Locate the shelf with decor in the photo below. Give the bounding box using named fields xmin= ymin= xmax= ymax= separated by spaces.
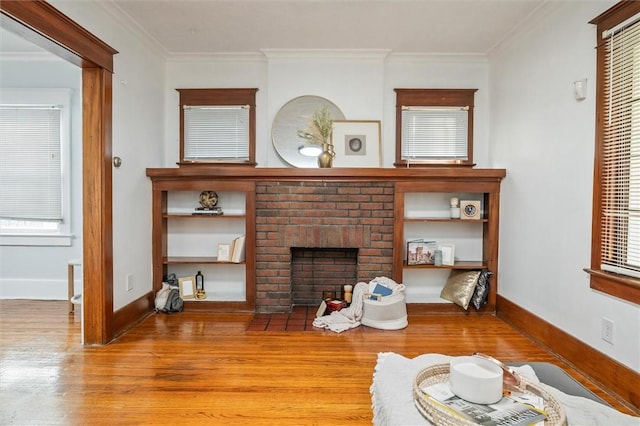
xmin=147 ymin=174 xmax=255 ymax=312
xmin=393 ymin=178 xmax=504 ymax=313
xmin=403 ymin=260 xmax=487 ymax=269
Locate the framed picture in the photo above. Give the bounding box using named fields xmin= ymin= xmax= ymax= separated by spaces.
xmin=407 ymin=239 xmax=437 ymax=265
xmin=178 ymin=276 xmax=196 ymax=299
xmin=217 ymin=243 xmax=231 ymax=262
xmin=331 ymin=120 xmax=381 ymax=167
xmin=439 ymin=244 xmax=456 ymax=266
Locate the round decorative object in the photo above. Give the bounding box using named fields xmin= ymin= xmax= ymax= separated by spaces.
xmin=199 ymin=191 xmax=218 ymax=209
xmin=271 ymin=95 xmax=345 ymax=168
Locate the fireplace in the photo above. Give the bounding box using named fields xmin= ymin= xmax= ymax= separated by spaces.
xmin=255 ymin=181 xmax=395 ymax=313
xmin=291 ymin=247 xmax=358 ymax=305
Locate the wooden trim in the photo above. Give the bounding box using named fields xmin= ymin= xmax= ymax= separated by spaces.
xmin=82 ymin=68 xmax=114 ymax=344
xmin=1 ymin=1 xmax=118 ymax=344
xmin=177 ymin=88 xmax=258 ymax=166
xmin=585 ymin=268 xmax=640 ymax=305
xmin=0 ymin=0 xmax=117 ymax=71
xmin=394 ymin=88 xmax=477 ymax=167
xmin=497 ymin=294 xmax=640 ymax=410
xmin=113 ymin=292 xmax=155 ymax=338
xmin=147 ymin=166 xmax=506 ymax=182
xmin=589 ymin=1 xmax=640 ymax=307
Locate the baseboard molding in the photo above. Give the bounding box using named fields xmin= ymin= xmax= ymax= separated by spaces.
xmin=0 ymin=278 xmax=71 ymax=299
xmin=496 ymin=294 xmax=640 ymax=410
xmin=113 ymin=291 xmax=154 ymax=340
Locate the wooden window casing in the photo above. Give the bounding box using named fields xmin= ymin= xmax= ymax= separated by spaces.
xmin=587 ymin=1 xmax=640 ymax=305
xmin=394 ymin=88 xmax=477 ymax=167
xmin=177 ymin=88 xmax=257 ymax=166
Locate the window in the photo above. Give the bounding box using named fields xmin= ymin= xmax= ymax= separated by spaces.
xmin=0 ymin=88 xmax=72 ymax=246
xmin=177 ymin=88 xmax=257 ymax=166
xmin=395 ymin=89 xmax=477 ymax=167
xmin=588 ymin=1 xmax=640 ymax=304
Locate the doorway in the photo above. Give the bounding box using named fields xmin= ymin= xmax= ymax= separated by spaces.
xmin=0 ymin=1 xmax=116 ymax=345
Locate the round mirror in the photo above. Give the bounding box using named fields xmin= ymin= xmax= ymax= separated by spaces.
xmin=272 ymin=95 xmax=345 ymax=168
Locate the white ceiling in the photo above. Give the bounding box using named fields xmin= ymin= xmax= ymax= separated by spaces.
xmin=0 ymin=0 xmax=549 ymax=56
xmin=107 ymin=0 xmax=548 ymax=56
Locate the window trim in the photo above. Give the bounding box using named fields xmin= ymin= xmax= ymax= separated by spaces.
xmin=177 ymin=88 xmax=257 ymax=166
xmin=394 ymin=88 xmax=477 ymax=167
xmin=587 ymin=1 xmax=640 ymax=305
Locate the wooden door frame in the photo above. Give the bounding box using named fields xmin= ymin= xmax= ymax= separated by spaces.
xmin=1 ymin=1 xmax=117 ymax=344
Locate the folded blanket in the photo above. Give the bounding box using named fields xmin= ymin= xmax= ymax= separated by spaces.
xmin=370 ymin=352 xmax=640 ymax=426
xmin=312 ymin=282 xmax=369 ymax=332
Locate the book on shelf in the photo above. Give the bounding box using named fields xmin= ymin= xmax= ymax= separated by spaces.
xmin=230 ymin=234 xmax=246 ymax=263
xmin=406 ymin=239 xmax=437 ymax=265
xmin=192 ymin=207 xmax=223 ymax=215
xmin=418 ymin=382 xmax=547 ymax=426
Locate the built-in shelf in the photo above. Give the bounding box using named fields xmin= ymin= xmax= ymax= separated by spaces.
xmin=146 ymin=176 xmax=256 ymax=312
xmin=163 ymin=214 xmax=246 ymax=219
xmin=404 ymin=218 xmax=489 ymax=223
xmin=403 ymin=261 xmax=486 ymax=269
xmin=163 ymin=256 xmax=246 ymax=265
xmin=147 ymin=167 xmax=504 ymax=314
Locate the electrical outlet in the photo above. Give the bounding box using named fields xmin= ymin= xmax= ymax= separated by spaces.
xmin=126 ymin=273 xmax=134 ymax=292
xmin=602 ymin=317 xmax=614 ymax=344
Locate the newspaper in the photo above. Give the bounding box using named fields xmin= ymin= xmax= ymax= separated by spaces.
xmin=419 ymin=382 xmax=547 ymax=426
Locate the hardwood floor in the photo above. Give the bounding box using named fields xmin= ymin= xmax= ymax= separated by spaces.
xmin=0 ymin=300 xmax=636 ymax=425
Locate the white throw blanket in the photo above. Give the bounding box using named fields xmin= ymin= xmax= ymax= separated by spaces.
xmin=370 ymin=352 xmax=640 ymax=426
xmin=312 ymin=282 xmax=369 ymax=332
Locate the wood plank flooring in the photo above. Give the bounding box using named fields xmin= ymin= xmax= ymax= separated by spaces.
xmin=0 ymin=300 xmax=636 ymax=425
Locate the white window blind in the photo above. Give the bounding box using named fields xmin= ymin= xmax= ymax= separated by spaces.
xmin=0 ymin=105 xmax=63 ymax=221
xmin=183 ymin=105 xmax=250 ymax=161
xmin=600 ymin=15 xmax=640 ymax=279
xmin=401 ymin=106 xmax=468 ymax=162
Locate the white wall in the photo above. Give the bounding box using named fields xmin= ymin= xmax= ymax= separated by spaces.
xmin=165 ymin=51 xmax=492 ymax=168
xmin=0 ymin=56 xmax=83 ymax=299
xmin=490 ymin=1 xmax=640 ymax=372
xmin=48 ymin=0 xmax=166 ymax=310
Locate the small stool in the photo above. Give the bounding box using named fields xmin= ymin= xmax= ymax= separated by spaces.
xmin=68 ymin=259 xmax=82 ymax=314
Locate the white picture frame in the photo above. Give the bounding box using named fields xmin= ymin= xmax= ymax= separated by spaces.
xmin=178 ymin=276 xmax=196 ymax=299
xmin=331 ymin=120 xmax=381 ymax=167
xmin=439 ymin=243 xmax=456 ymax=266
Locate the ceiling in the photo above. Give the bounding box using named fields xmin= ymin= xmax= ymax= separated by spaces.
xmin=0 ymin=0 xmax=549 ymax=56
xmin=106 ymin=0 xmax=548 ymax=56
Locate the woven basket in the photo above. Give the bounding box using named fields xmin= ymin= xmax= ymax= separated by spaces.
xmin=413 ymin=363 xmax=567 ymax=426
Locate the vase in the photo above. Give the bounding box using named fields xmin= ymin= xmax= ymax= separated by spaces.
xmin=317 ymin=143 xmax=335 ymax=168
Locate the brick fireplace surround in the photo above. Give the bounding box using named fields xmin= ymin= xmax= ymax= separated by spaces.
xmin=255 ymin=181 xmax=394 ymax=312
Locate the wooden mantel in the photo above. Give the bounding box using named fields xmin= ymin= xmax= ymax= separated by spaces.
xmin=146 ymin=166 xmax=507 ymax=182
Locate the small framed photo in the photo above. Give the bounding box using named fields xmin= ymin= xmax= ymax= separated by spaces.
xmin=178 ymin=276 xmax=196 ymax=299
xmin=407 ymin=239 xmax=437 ymax=265
xmin=439 ymin=244 xmax=456 ymax=266
xmin=217 ymin=243 xmax=231 ymax=262
xmin=331 ymin=120 xmax=381 ymax=167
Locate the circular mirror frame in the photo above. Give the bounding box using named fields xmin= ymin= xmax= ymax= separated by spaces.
xmin=271 ymin=95 xmax=345 ymax=168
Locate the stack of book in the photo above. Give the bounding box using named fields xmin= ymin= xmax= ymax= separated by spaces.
xmin=193 ymin=206 xmax=223 ymax=215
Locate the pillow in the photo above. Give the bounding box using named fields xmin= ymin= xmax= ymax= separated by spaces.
xmin=440 ymin=270 xmax=481 ymax=310
xmin=470 ymin=270 xmax=492 ymax=310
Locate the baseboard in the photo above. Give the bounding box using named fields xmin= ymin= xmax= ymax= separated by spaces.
xmin=0 ymin=278 xmax=71 ymax=299
xmin=113 ymin=291 xmax=155 ymax=340
xmin=496 ymin=294 xmax=640 ymax=411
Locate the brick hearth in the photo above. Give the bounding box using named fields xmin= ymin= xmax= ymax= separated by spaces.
xmin=255 ymin=181 xmax=394 ymax=313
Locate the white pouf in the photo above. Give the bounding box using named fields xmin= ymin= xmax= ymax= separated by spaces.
xmin=361 ymin=292 xmax=408 ymax=330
